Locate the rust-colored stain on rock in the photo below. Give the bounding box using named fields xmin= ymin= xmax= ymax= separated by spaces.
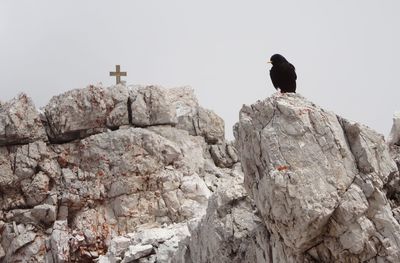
xmin=276 ymin=165 xmax=289 ymax=171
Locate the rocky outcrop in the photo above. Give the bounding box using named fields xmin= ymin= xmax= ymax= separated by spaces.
xmin=388 ymin=112 xmax=400 ymax=146
xmin=43 ymin=84 xmax=130 ymax=143
xmin=41 ymin=84 xmax=224 ymax=145
xmin=172 ymin=168 xmax=270 ymax=263
xmin=0 ymin=84 xmax=238 ymax=262
xmin=236 ymin=93 xmax=400 ymax=262
xmin=2 ymin=85 xmax=400 ymax=263
xmin=0 ymin=93 xmax=47 ymax=146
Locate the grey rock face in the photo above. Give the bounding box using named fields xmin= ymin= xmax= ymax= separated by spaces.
xmin=130 ymin=85 xmax=225 ymax=144
xmin=49 ymin=220 xmax=70 ymax=263
xmin=99 ymin=222 xmax=191 ymax=263
xmin=173 ymin=172 xmax=270 ymax=263
xmin=0 ymin=84 xmax=233 ymax=262
xmin=129 ymin=86 xmax=178 ymax=126
xmin=388 ymin=112 xmax=400 ymax=146
xmin=209 ymin=142 xmax=239 ymax=168
xmin=236 ymin=93 xmax=400 ymax=262
xmin=177 ymin=106 xmax=225 ymax=144
xmin=2 ymin=85 xmax=399 ymax=263
xmin=44 ymin=84 xmax=129 ymax=142
xmin=0 ymin=93 xmax=47 ymax=146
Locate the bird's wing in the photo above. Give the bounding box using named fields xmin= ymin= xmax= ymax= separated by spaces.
xmin=289 ymin=63 xmax=297 ymax=80
xmin=269 ymin=69 xmax=279 ymax=89
xmin=281 ymin=63 xmax=297 ymax=81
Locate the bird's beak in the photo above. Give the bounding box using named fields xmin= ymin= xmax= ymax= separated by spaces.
xmin=267 ymin=61 xmax=272 ymax=64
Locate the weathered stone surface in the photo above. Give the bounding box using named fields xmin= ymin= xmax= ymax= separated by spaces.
xmin=237 ymin=94 xmax=357 ymax=250
xmin=0 ymin=245 xmax=5 ymax=260
xmin=129 ymin=85 xmax=225 ymax=144
xmin=108 ymin=236 xmax=131 ymax=257
xmin=0 ymin=93 xmax=47 ymax=146
xmin=388 ymin=146 xmax=400 ymax=205
xmin=388 ymin=113 xmax=400 ymax=206
xmin=209 ymin=142 xmax=239 ymax=168
xmin=121 ymin=244 xmax=154 ymax=262
xmin=0 ymin=140 xmax=53 ymax=211
xmin=176 ymin=106 xmax=224 ymax=144
xmin=173 ymin=176 xmax=270 ymax=263
xmin=3 ymin=85 xmax=399 ymax=263
xmin=388 ymin=112 xmax=400 ymax=146
xmin=101 ymin=222 xmax=190 ymax=263
xmin=44 ymin=84 xmax=129 ymax=142
xmin=0 ymin=223 xmax=46 ymax=262
xmin=0 ymin=146 xmax=16 ymax=188
xmin=49 ymin=220 xmax=70 ymax=263
xmin=31 ymin=204 xmax=57 ymax=224
xmin=195 ymin=107 xmax=225 ymax=144
xmin=236 ymin=93 xmax=400 ymax=261
xmin=0 ymin=85 xmax=232 ymax=262
xmin=42 ymin=125 xmax=214 ymax=259
xmin=129 ymin=85 xmax=177 ymax=126
xmin=21 ymin=171 xmax=50 ymax=206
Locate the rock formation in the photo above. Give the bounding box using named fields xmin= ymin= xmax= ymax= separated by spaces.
xmin=0 ymin=84 xmax=237 ymax=262
xmin=1 ymin=85 xmax=400 ymax=263
xmin=235 ymin=93 xmax=400 ymax=262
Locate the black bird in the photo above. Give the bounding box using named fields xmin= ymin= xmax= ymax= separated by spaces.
xmin=268 ymin=54 xmax=297 ymax=93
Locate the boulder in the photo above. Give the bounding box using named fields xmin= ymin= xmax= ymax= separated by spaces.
xmin=388 ymin=112 xmax=400 ymax=146
xmin=236 ymin=93 xmax=400 ymax=261
xmin=0 ymin=93 xmax=47 ymax=146
xmin=173 ymin=178 xmax=270 ymax=263
xmin=121 ymin=244 xmax=154 ymax=263
xmin=209 ymin=142 xmax=239 ymax=168
xmin=130 ymin=86 xmax=225 ymax=144
xmin=44 ymin=84 xmax=129 ymax=142
xmin=129 ymin=85 xmax=177 ymax=126
xmin=49 ymin=220 xmax=70 ymax=263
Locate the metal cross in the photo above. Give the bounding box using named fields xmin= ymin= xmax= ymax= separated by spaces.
xmin=110 ymin=65 xmax=127 ymax=84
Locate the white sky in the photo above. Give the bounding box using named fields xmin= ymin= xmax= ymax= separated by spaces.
xmin=1 ymin=1 xmax=399 ymax=140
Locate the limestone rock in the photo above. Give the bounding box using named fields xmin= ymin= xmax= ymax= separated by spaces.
xmin=176 ymin=106 xmax=224 ymax=144
xmin=129 ymin=85 xmax=177 ymax=126
xmin=129 ymin=85 xmax=225 ymax=144
xmin=388 ymin=112 xmax=400 ymax=146
xmin=0 ymin=223 xmax=46 ymax=262
xmin=237 ymin=94 xmax=357 ymax=250
xmin=209 ymin=142 xmax=239 ymax=168
xmin=388 ymin=147 xmax=400 ymax=205
xmin=121 ymin=244 xmax=154 ymax=262
xmin=47 ymin=126 xmax=214 ymax=258
xmin=0 ymin=146 xmax=16 ymax=189
xmin=0 ymin=93 xmax=47 ymax=146
xmin=108 ymin=236 xmax=131 ymax=257
xmin=0 ymin=84 xmax=232 ymax=262
xmin=388 ymin=112 xmax=400 ymax=205
xmin=0 ymin=140 xmax=52 ymax=211
xmin=49 ymin=220 xmax=70 ymax=263
xmin=44 ymin=84 xmax=129 ymax=142
xmin=0 ymin=245 xmax=4 ymax=260
xmin=21 ymin=171 xmax=50 ymax=206
xmin=4 ymin=84 xmax=399 ymax=263
xmin=173 ymin=179 xmax=269 ymax=263
xmin=236 ymin=93 xmax=400 ymax=261
xmin=31 ymin=204 xmax=57 ymax=224
xmin=102 ymin=223 xmax=190 ymax=263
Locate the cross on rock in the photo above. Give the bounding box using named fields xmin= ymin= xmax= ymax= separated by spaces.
xmin=110 ymin=65 xmax=127 ymax=84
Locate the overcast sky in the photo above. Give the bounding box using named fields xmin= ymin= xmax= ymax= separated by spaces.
xmin=1 ymin=1 xmax=399 ymax=139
